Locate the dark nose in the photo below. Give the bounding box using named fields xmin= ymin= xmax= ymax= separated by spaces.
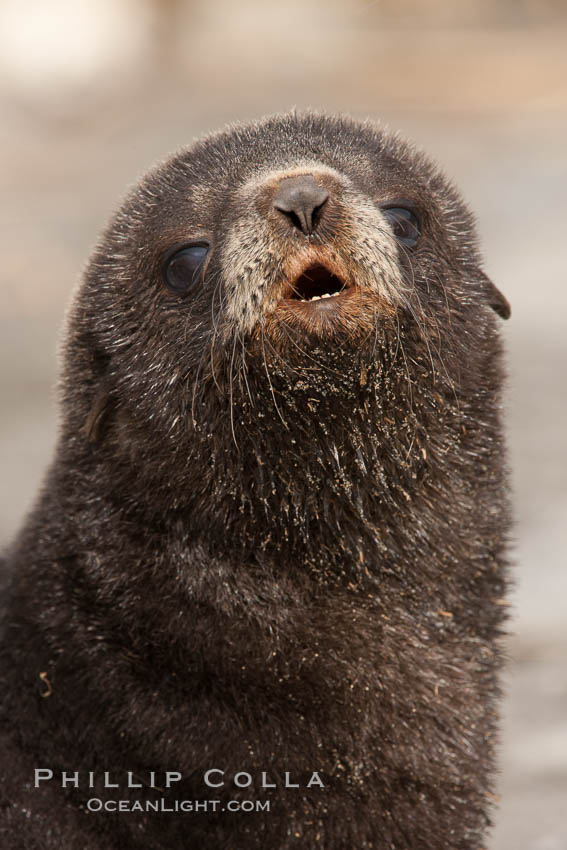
xmin=273 ymin=175 xmax=329 ymax=235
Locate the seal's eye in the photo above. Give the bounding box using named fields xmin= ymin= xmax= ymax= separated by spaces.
xmin=164 ymin=243 xmax=209 ymax=294
xmin=382 ymin=207 xmax=420 ymax=248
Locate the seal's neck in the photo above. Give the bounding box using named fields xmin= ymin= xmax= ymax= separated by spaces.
xmin=79 ymin=339 xmax=467 ymax=582
xmin=55 ymin=315 xmax=496 ymax=589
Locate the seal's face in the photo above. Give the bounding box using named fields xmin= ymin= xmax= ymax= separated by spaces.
xmin=105 ymin=114 xmax=507 ymax=360
xmin=77 ymin=113 xmax=508 ymax=368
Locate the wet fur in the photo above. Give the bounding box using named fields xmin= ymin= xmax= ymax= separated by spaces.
xmin=0 ymin=112 xmax=510 ymax=849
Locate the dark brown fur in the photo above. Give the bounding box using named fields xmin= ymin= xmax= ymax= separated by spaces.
xmin=0 ymin=112 xmax=511 ymax=849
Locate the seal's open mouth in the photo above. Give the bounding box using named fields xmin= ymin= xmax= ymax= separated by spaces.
xmin=265 ymin=253 xmax=376 ymax=340
xmin=289 ymin=264 xmax=347 ymax=302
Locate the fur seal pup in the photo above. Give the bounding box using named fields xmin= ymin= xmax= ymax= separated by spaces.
xmin=0 ymin=112 xmax=511 ymax=849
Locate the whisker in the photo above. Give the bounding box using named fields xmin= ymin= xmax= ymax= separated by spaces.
xmin=228 ymin=330 xmax=239 ymax=448
xmin=208 ymin=273 xmax=227 ymax=396
xmin=239 ymin=332 xmax=254 ymax=408
xmin=259 ymin=320 xmax=288 ymax=429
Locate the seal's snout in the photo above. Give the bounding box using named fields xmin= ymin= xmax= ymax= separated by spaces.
xmin=225 ymin=163 xmax=407 ymax=338
xmin=273 ymin=174 xmax=329 ymax=235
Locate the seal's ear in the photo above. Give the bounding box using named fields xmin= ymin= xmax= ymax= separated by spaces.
xmin=83 ymin=343 xmax=114 ymax=443
xmin=84 ymin=385 xmax=112 ymax=443
xmin=477 ymin=269 xmax=511 ymax=319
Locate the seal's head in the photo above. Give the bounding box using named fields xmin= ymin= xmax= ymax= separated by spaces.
xmin=62 ymin=112 xmax=509 ymax=568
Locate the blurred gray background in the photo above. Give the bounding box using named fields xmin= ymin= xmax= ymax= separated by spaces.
xmin=1 ymin=1 xmax=566 ymax=847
